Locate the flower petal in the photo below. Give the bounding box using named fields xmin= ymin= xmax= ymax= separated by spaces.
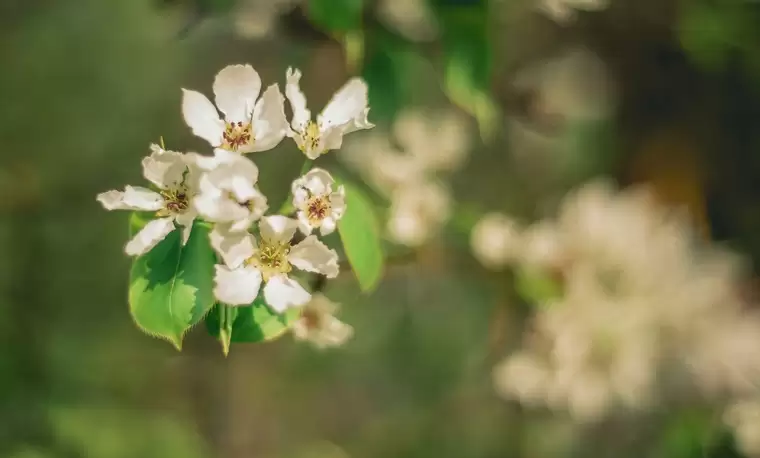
xmin=210 ymin=225 xmax=257 ymax=269
xmin=249 ymin=83 xmax=288 ymax=152
xmin=174 ymin=210 xmax=197 ymax=245
xmin=214 ymin=264 xmax=262 ymax=306
xmin=259 ymin=215 xmax=298 ymax=244
xmin=263 ymin=275 xmax=311 ymax=313
xmin=142 ymin=144 xmax=188 ymax=190
xmin=213 ymin=64 xmax=262 ymax=123
xmin=97 ymin=186 xmax=164 ymax=211
xmin=182 ymin=89 xmax=225 ymax=147
xmin=319 ymin=217 xmax=337 ymax=236
xmin=318 ymin=78 xmax=372 ymax=132
xmin=285 ymin=67 xmax=311 ymax=131
xmin=292 ymin=168 xmax=333 ymax=196
xmin=124 ymin=217 xmax=175 ymax=256
xmin=289 ymin=235 xmax=339 ymax=278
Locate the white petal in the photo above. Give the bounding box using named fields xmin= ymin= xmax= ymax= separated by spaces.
xmin=97 ymin=186 xmax=164 ymax=211
xmin=296 ymin=212 xmax=314 ymax=235
xmin=331 ymin=185 xmax=346 ymax=217
xmin=124 ymin=217 xmax=175 ymax=256
xmin=297 ymin=168 xmax=333 ymax=195
xmin=210 ymin=225 xmax=257 ymax=269
xmin=245 ymin=83 xmax=288 ymax=153
xmin=288 ymin=235 xmax=340 ymax=278
xmin=318 ymin=78 xmax=370 ymax=130
xmin=285 ymin=67 xmax=311 ymax=130
xmin=181 ymin=89 xmax=225 ymax=147
xmin=259 ymin=215 xmax=298 ymax=244
xmin=142 ymin=145 xmax=188 ymax=189
xmin=213 ymin=64 xmax=261 ymax=123
xmin=318 ymin=125 xmax=347 ymax=153
xmin=319 ymin=217 xmax=337 ymax=236
xmin=214 ymin=264 xmax=262 ymax=306
xmin=174 ymin=210 xmax=197 ymax=245
xmin=263 ymin=275 xmax=311 ymax=313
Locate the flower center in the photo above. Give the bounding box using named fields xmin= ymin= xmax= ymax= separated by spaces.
xmin=222 ymin=121 xmax=254 ymax=151
xmin=158 ymin=188 xmax=191 ymax=217
xmin=247 ymin=240 xmax=292 ymax=281
xmin=305 ymin=196 xmax=331 ymax=224
xmin=299 ymin=121 xmax=321 ymax=154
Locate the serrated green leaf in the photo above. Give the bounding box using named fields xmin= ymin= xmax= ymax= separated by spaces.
xmin=514 ymin=267 xmax=562 ymax=306
xmin=206 ymin=300 xmax=301 ymax=343
xmin=336 ymin=180 xmax=384 ymax=292
xmin=128 ymin=213 xmax=215 ymax=350
xmin=307 ymin=0 xmax=365 ymax=33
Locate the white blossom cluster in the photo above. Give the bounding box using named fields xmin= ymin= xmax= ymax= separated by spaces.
xmin=340 ymin=109 xmax=470 ymax=247
xmin=473 ymin=180 xmax=760 ymax=422
xmin=537 ymin=0 xmax=610 ymax=24
xmin=97 ymin=64 xmax=369 ymax=348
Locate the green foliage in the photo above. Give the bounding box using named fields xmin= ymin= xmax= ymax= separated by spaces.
xmin=655 ymin=409 xmax=720 ymax=458
xmin=336 ymin=180 xmax=384 ymax=292
xmin=434 ymin=0 xmax=499 ymax=139
xmin=307 ymin=0 xmax=365 ymax=33
xmin=514 ymin=267 xmax=563 ymax=306
xmin=205 ymin=299 xmax=302 ymax=344
xmin=362 ymin=30 xmax=415 ymax=122
xmin=128 ymin=213 xmax=215 ymax=350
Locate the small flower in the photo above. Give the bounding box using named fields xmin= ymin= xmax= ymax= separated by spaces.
xmin=97 ymin=144 xmax=199 ymax=256
xmin=537 ymin=0 xmax=610 ymax=25
xmin=377 ymin=0 xmax=439 ymax=42
xmin=471 ymin=213 xmax=521 ymax=269
xmin=182 ymin=64 xmax=289 ymax=153
xmin=392 ymin=109 xmax=470 ymax=173
xmin=386 ymin=181 xmax=451 ymax=247
xmin=192 ymin=149 xmax=268 ymax=232
xmin=291 ymin=168 xmax=346 ymax=236
xmin=292 ymin=293 xmax=354 ymax=349
xmin=285 ymin=67 xmax=374 ymax=159
xmin=211 ymin=216 xmax=340 ymax=311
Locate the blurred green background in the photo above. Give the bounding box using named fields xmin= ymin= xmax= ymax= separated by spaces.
xmin=3 ymin=0 xmax=760 ymax=456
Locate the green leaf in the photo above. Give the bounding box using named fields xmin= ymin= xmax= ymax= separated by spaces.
xmin=436 ymin=2 xmax=500 ymax=139
xmin=514 ymin=266 xmax=562 ymax=306
xmin=206 ymin=300 xmax=302 ymax=343
xmin=337 ymin=180 xmax=384 ymax=292
xmin=128 ymin=213 xmax=216 ymax=350
xmin=307 ymin=0 xmax=365 ymax=33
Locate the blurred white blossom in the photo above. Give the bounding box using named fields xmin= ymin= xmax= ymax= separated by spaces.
xmin=492 ymin=180 xmax=760 ymax=421
xmin=97 ymin=145 xmax=200 ymax=256
xmin=470 ymin=213 xmax=521 ymax=269
xmin=340 ymin=109 xmax=470 ymax=247
xmin=285 ymin=68 xmax=373 ymax=159
xmin=292 ymin=293 xmax=354 ymax=349
xmin=725 ymin=399 xmax=760 ymax=458
xmin=537 ymin=0 xmax=609 ymax=24
xmin=233 ymin=0 xmax=299 ymax=40
xmin=387 ymin=181 xmax=451 ymax=247
xmin=377 ymin=0 xmax=438 ymax=42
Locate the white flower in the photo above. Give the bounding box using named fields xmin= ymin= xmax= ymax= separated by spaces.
xmin=191 ymin=149 xmax=268 ymax=232
xmin=233 ymin=0 xmax=299 ymax=39
xmin=492 ymin=179 xmax=757 ymax=421
xmin=392 ymin=109 xmax=470 ymax=173
xmin=725 ymin=399 xmax=760 ymax=458
xmin=537 ymin=0 xmax=609 ymax=24
xmin=386 ymin=181 xmax=451 ymax=247
xmin=182 ymin=64 xmax=288 ymax=153
xmin=211 ymin=216 xmax=340 ymax=311
xmin=291 ymin=168 xmax=346 ymax=236
xmin=285 ymin=67 xmax=374 ymax=159
xmin=471 ymin=213 xmax=521 ymax=269
xmin=377 ymin=0 xmax=438 ymax=42
xmin=97 ymin=144 xmax=199 ymax=256
xmin=292 ymin=293 xmax=354 ymax=349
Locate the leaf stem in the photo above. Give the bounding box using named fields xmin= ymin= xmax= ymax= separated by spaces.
xmin=220 ymin=304 xmax=232 ymax=357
